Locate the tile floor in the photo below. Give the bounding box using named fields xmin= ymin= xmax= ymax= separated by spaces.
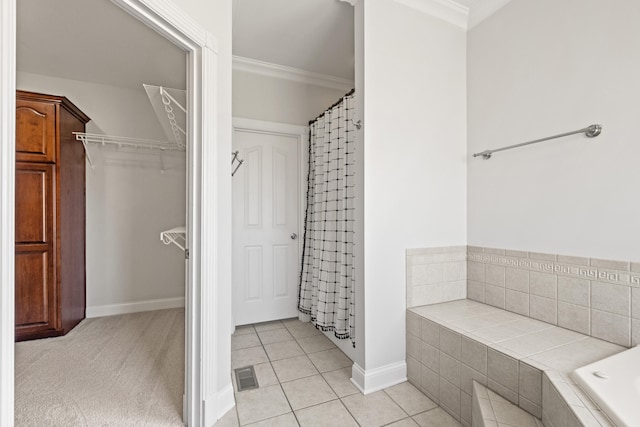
xmin=217 ymin=318 xmax=462 ymax=427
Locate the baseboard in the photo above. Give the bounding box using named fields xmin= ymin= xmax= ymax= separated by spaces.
xmin=351 ymin=361 xmax=407 ymax=395
xmin=86 ymin=297 xmax=185 ymax=318
xmin=204 ymin=383 xmax=236 ymax=426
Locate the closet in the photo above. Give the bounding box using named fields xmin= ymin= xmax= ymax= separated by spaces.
xmin=13 ymin=0 xmax=190 ymax=423
xmin=15 ymin=90 xmax=89 ymax=341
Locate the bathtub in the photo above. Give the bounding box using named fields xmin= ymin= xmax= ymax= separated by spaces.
xmin=572 ymin=345 xmax=640 ymax=427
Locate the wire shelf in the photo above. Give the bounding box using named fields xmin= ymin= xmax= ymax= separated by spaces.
xmin=74 ymin=132 xmax=185 ymax=169
xmin=160 ymin=226 xmax=186 ymax=251
xmin=74 ymin=132 xmax=185 ymax=151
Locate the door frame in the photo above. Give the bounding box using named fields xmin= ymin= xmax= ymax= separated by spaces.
xmin=231 ymin=118 xmax=309 ymax=326
xmin=0 ymin=1 xmax=232 ymax=426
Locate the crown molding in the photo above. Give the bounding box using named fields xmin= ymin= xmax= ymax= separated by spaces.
xmin=467 ymin=0 xmax=513 ymax=29
xmin=392 ymin=0 xmax=469 ymax=30
xmin=232 ymin=56 xmax=355 ymax=92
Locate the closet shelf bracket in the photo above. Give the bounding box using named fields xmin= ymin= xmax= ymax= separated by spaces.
xmin=79 ymin=137 xmax=95 ymax=169
xmin=159 ymin=87 xmax=187 ymax=148
xmin=144 ymin=84 xmax=187 ymax=148
xmin=160 ymin=226 xmax=186 ymax=252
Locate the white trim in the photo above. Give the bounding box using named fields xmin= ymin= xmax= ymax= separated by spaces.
xmin=205 ymin=383 xmax=235 ymax=426
xmin=205 ymin=33 xmax=219 ymax=53
xmin=467 ymin=0 xmax=513 ymax=29
xmin=108 ymin=5 xmax=210 ymax=425
xmin=233 ymin=117 xmax=308 ymax=138
xmin=232 ymin=56 xmax=354 ymax=92
xmin=350 ymin=361 xmax=407 ymax=395
xmin=114 ymin=0 xmax=207 ymax=48
xmin=0 ymin=0 xmax=16 ymax=424
xmin=110 ymin=2 xmax=230 ymax=426
xmin=1 ymin=1 xmax=229 ymax=426
xmin=86 ymin=297 xmax=185 ymax=318
xmin=200 ymin=40 xmax=226 ymax=427
xmin=391 ymin=0 xmax=469 ymax=30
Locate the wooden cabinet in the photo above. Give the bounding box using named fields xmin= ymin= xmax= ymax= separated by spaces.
xmin=15 ymin=91 xmax=90 ymax=341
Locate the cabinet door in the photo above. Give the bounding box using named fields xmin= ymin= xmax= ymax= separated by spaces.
xmin=15 ymin=163 xmax=57 ymax=338
xmin=16 ymin=99 xmax=56 ymax=163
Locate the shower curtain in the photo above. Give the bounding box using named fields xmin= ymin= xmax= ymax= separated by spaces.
xmin=298 ymin=90 xmax=356 ymax=347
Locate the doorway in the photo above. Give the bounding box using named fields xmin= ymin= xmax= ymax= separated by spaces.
xmin=232 ymin=119 xmax=307 ymax=325
xmin=15 ymin=0 xmax=187 ymax=424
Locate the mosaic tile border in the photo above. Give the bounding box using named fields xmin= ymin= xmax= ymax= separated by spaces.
xmin=467 ymin=246 xmax=639 ymax=347
xmin=467 ymin=249 xmax=640 ymax=288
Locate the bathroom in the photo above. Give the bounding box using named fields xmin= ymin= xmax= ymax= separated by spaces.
xmin=229 ymin=0 xmax=640 ymax=424
xmin=1 ymin=0 xmax=639 ymax=426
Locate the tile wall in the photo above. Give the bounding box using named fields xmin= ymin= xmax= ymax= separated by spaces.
xmin=406 ymin=246 xmax=467 ymax=308
xmin=467 ymin=246 xmax=640 ymax=348
xmin=471 ymin=380 xmax=543 ymax=427
xmin=406 ymin=310 xmax=476 ymax=426
xmin=406 ymin=301 xmax=551 ymax=426
xmin=407 ymin=299 xmax=623 ymax=425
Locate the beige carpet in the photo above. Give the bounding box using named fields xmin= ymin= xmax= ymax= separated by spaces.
xmin=15 ymin=309 xmax=185 ymax=426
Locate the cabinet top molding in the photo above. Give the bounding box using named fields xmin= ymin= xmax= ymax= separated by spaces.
xmin=17 ymin=90 xmax=91 ymax=124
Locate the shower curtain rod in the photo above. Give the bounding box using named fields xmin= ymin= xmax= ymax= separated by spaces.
xmin=308 ymin=88 xmax=355 ymax=126
xmin=472 ymin=124 xmax=602 ymax=160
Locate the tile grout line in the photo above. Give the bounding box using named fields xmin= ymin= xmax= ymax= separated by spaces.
xmin=337 ymin=394 xmax=364 ymax=427
xmin=237 ymin=318 xmax=460 ymax=426
xmin=276 ymin=380 xmax=298 ymax=426
xmin=290 ymin=351 xmax=347 ymax=423
xmin=234 ymin=318 xmax=357 ymax=426
xmin=380 ymin=388 xmax=412 ymax=420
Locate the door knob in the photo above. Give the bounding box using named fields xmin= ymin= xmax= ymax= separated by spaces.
xmin=290 ymin=233 xmax=298 ymax=240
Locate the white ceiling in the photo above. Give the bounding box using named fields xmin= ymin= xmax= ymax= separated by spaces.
xmin=17 ymin=0 xmax=186 ymax=90
xmin=16 ymin=0 xmax=513 ymax=90
xmin=232 ymin=0 xmax=355 ymax=80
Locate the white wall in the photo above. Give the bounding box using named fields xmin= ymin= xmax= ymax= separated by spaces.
xmin=467 ymin=0 xmax=640 ymax=262
xmin=18 ymin=72 xmax=170 ymax=140
xmin=16 ymin=71 xmax=186 ymax=314
xmin=232 ymin=70 xmax=348 ymax=126
xmin=171 ymin=0 xmax=235 ymax=422
xmin=358 ymin=0 xmax=467 ymax=388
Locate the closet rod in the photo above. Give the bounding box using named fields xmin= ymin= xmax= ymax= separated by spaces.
xmin=472 ymin=124 xmax=602 ymax=160
xmin=74 ymin=132 xmax=185 ymax=152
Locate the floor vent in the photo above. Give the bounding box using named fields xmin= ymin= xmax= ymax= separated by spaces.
xmin=235 ymin=366 xmax=259 ymax=392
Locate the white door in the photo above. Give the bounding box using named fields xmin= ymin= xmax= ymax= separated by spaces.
xmin=232 ymin=127 xmax=301 ymax=325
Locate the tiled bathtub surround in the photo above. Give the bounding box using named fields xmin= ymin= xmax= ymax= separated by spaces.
xmin=542 ymin=370 xmax=616 ymax=427
xmin=471 ymin=380 xmax=543 ymax=427
xmin=406 ymin=300 xmax=623 ymax=426
xmin=406 ymin=246 xmax=467 ymax=308
xmin=468 ymin=247 xmax=640 ymax=347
